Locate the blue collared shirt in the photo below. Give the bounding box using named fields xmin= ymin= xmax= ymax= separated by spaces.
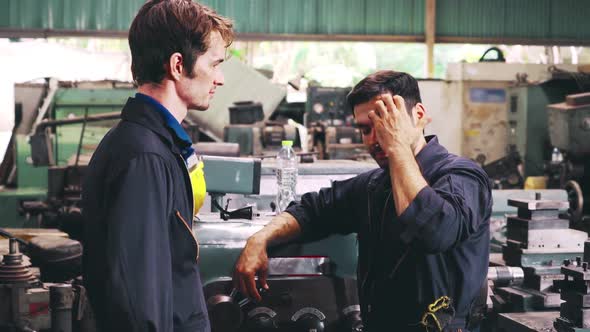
xmin=135 ymin=93 xmax=194 ymax=162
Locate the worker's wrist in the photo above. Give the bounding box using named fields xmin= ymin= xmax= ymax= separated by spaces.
xmin=250 ymin=232 xmax=270 ymax=248
xmin=387 ymin=144 xmax=413 ymax=161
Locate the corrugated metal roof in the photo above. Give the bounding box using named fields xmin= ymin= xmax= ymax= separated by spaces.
xmin=550 ymin=0 xmax=590 ymax=40
xmin=0 ymin=0 xmax=423 ymax=36
xmin=0 ymin=0 xmax=588 ymax=44
xmin=267 ymin=0 xmax=318 ymax=34
xmin=176 ymin=0 xmax=424 ymax=36
xmin=364 ymin=0 xmax=424 ymax=35
xmin=436 ymin=0 xmax=590 ymax=42
xmin=0 ymin=0 xmax=424 ymax=36
xmin=4 ymin=0 xmax=143 ymax=31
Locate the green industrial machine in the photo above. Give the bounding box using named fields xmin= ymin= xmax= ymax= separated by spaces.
xmin=1 ymin=80 xmax=586 ymax=332
xmin=0 ymin=82 xmax=135 ymax=228
xmin=547 ymin=93 xmax=590 ymax=226
xmin=507 ymin=79 xmax=581 ymax=177
xmin=0 ymin=81 xmax=372 ymax=331
xmin=0 ymin=82 xmax=137 ymax=332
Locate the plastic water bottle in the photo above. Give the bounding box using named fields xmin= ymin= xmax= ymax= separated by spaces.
xmin=276 ymin=140 xmax=298 ymax=213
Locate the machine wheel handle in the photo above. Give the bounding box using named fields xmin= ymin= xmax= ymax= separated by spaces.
xmin=565 ymin=180 xmax=584 ymax=224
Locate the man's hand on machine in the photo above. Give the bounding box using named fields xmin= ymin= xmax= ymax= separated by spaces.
xmin=233 ymin=235 xmax=270 ymax=302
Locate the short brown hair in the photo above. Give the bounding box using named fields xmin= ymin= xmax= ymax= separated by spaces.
xmin=129 ymin=0 xmax=234 ymax=85
xmin=347 ymin=70 xmax=422 ymax=115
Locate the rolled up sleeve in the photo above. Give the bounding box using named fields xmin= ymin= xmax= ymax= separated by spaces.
xmin=285 ymin=174 xmax=368 ymax=242
xmin=398 ymin=171 xmax=491 ymax=253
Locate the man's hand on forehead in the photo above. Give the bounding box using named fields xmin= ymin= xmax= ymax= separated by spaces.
xmin=377 ymin=93 xmax=404 ymax=114
xmin=367 ymin=93 xmax=430 ymax=157
xmin=373 ymin=93 xmax=431 ymax=131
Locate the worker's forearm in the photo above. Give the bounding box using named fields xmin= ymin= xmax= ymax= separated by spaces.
xmin=251 ymin=212 xmax=302 ymax=246
xmin=388 ymin=145 xmax=428 ymax=216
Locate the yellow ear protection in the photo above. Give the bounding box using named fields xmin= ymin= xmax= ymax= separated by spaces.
xmin=187 ymin=155 xmax=207 ymax=216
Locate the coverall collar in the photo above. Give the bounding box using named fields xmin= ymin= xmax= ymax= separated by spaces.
xmin=120 ymin=96 xmax=182 ymax=155
xmin=134 ymin=93 xmax=195 ymax=161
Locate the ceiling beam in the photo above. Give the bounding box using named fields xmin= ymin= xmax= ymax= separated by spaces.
xmin=436 ymin=36 xmax=590 ymax=47
xmin=1 ymin=29 xmax=589 ymax=47
xmin=425 ymin=0 xmax=436 ymax=78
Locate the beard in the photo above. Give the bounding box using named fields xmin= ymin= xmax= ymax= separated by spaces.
xmin=369 ymin=143 xmax=388 ymax=168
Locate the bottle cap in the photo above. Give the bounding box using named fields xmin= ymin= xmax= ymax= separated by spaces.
xmin=282 ymin=140 xmax=293 ymax=147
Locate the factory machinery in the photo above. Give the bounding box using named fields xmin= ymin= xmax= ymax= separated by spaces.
xmin=2 ymin=77 xmax=590 ymax=331
xmin=0 ymin=81 xmax=371 ymax=331
xmin=2 ymin=148 xmax=582 ymax=332
xmin=546 ymin=92 xmax=590 ymax=227
xmin=492 ymin=213 xmax=590 ymax=332
xmin=222 ymin=85 xmax=365 ymax=161
xmin=2 ymin=158 xmax=584 ymax=332
xmin=487 ymin=91 xmax=590 ymax=332
xmin=0 ymin=79 xmax=369 ymax=331
xmin=1 ymin=154 xmax=372 ymax=332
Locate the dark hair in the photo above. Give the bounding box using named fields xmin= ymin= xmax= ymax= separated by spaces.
xmin=346 ymin=70 xmax=422 ymax=114
xmin=129 ymin=0 xmax=234 ymax=85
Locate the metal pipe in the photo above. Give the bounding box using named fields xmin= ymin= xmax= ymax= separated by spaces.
xmin=487 ymin=266 xmax=524 ymax=287
xmin=0 ymin=228 xmax=28 ymax=246
xmin=31 ymin=78 xmax=59 ymax=135
xmin=9 ymin=238 xmax=18 ymax=254
xmin=74 ymin=107 xmax=90 ymax=166
xmin=34 ymin=111 xmax=121 ymax=134
xmin=50 ymin=284 xmax=74 ymax=332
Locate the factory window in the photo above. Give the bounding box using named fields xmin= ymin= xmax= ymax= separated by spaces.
xmin=2 ymin=38 xmax=590 ymax=84
xmin=231 ymin=41 xmax=426 ymax=86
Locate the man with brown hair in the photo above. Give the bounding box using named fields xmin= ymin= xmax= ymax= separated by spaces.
xmin=234 ymin=71 xmax=492 ymax=331
xmin=82 ymin=1 xmax=233 ymax=331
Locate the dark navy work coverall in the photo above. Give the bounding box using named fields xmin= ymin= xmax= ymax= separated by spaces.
xmin=286 ymin=136 xmax=492 ymax=332
xmin=82 ymin=95 xmax=209 ymax=332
